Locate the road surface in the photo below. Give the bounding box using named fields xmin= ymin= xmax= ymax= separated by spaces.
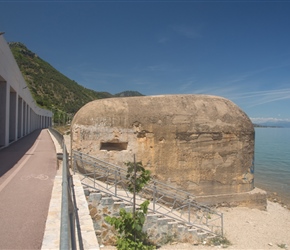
xmin=0 ymin=129 xmax=57 ymax=249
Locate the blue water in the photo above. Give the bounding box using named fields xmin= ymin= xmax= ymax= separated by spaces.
xmin=254 ymin=128 xmax=290 ymax=203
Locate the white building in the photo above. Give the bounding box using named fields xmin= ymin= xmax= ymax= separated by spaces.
xmin=0 ymin=34 xmax=52 ymax=148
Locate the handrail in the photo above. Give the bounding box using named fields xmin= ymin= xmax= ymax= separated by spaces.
xmin=72 ymin=151 xmax=196 ymax=200
xmin=60 ymin=143 xmax=76 ymax=249
xmin=72 ymin=150 xmax=223 ymax=236
xmin=48 ymin=128 xmax=82 ymax=249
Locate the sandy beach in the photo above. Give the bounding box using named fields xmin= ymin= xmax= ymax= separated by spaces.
xmin=101 ymin=200 xmax=290 ymax=250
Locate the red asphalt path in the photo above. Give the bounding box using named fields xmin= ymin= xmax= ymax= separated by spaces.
xmin=0 ymin=129 xmax=57 ymax=249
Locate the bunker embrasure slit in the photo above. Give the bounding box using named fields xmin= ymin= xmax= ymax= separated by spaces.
xmin=100 ymin=142 xmax=128 ymax=151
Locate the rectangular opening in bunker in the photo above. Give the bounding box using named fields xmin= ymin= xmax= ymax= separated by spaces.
xmin=100 ymin=142 xmax=128 ymax=151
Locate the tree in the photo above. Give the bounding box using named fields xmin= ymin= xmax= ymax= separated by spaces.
xmin=105 ymin=157 xmax=154 ymax=250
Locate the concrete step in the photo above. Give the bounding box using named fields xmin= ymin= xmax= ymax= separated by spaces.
xmin=85 ymin=187 xmax=215 ymax=246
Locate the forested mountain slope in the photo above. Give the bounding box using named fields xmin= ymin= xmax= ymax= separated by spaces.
xmin=9 ymin=42 xmax=143 ymax=123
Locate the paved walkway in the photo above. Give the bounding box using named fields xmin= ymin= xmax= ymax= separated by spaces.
xmin=0 ymin=129 xmax=57 ymax=249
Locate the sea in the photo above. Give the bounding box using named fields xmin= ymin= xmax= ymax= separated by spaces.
xmin=254 ymin=127 xmax=290 ymax=205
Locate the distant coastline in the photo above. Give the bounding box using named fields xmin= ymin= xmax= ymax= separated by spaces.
xmin=253 ymin=124 xmax=283 ymax=128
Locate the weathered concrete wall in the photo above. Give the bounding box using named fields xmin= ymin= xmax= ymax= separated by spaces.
xmin=71 ymin=95 xmax=255 ymax=197
xmin=196 ymin=187 xmax=267 ymax=210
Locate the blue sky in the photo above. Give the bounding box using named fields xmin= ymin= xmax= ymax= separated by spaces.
xmin=1 ymin=0 xmax=290 ymax=124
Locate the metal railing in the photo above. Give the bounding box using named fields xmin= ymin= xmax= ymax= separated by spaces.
xmin=49 ymin=127 xmax=83 ymax=250
xmin=72 ymin=150 xmax=223 ymax=236
xmin=60 ymin=143 xmax=77 ymax=249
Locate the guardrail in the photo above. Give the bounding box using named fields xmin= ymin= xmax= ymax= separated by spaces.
xmin=72 ymin=150 xmax=223 ymax=236
xmin=48 ymin=127 xmax=83 ymax=250
xmin=48 ymin=127 xmax=63 ymax=149
xmin=60 ymin=143 xmax=77 ymax=249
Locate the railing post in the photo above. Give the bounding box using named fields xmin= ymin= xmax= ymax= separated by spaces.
xmin=115 ymin=170 xmax=117 ymax=196
xmin=93 ymin=163 xmax=96 ymax=189
xmin=153 ymin=181 xmax=156 ymax=212
xmin=188 ymin=196 xmax=191 ymax=223
xmin=68 ymin=175 xmax=76 ymax=250
xmin=73 ymin=154 xmax=76 ymax=174
xmin=221 ymin=212 xmax=224 ymax=236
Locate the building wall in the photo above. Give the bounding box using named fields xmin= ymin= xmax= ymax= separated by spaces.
xmin=71 ymin=95 xmax=255 ymax=196
xmin=0 ymin=35 xmax=52 ymax=148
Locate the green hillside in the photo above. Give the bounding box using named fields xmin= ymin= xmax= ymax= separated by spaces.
xmin=9 ymin=42 xmax=143 ymax=124
xmin=115 ymin=90 xmax=144 ymax=97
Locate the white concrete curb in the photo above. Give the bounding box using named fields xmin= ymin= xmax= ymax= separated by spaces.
xmin=42 ymin=130 xmax=99 ymax=250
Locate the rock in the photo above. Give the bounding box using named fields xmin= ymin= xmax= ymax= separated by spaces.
xmin=95 ymin=230 xmax=102 ymax=235
xmin=84 ymin=189 xmax=90 ymax=196
xmin=268 ymin=243 xmax=273 ymax=246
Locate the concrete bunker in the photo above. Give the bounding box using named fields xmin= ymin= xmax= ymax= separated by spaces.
xmin=71 ymin=94 xmax=266 ymax=208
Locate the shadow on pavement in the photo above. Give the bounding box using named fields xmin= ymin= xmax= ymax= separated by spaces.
xmin=0 ymin=129 xmax=41 ymax=177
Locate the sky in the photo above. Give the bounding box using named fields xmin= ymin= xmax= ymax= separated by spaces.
xmin=1 ymin=0 xmax=290 ymax=124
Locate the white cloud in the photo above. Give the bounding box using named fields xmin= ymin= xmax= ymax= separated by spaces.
xmin=146 ymin=64 xmax=168 ymax=71
xmin=140 ymin=63 xmax=182 ymax=73
xmin=158 ymin=37 xmax=169 ymax=44
xmin=229 ymin=88 xmax=290 ymax=107
xmin=172 ymin=24 xmax=202 ymax=39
